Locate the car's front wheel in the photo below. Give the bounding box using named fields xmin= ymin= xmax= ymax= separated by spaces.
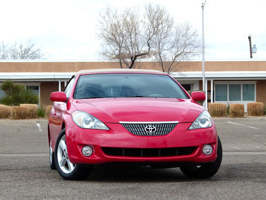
xmin=180 ymin=137 xmax=223 ymax=179
xmin=54 ymin=129 xmax=92 ymax=180
xmin=49 ymin=140 xmax=56 ymax=170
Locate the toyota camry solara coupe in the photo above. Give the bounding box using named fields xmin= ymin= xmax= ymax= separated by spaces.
xmin=48 ymin=69 xmax=222 ymax=180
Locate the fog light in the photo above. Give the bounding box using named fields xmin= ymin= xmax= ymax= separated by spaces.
xmin=82 ymin=145 xmax=93 ymax=157
xmin=202 ymin=145 xmax=213 ymax=155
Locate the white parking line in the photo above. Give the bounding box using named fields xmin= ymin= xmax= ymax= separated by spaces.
xmin=36 ymin=122 xmax=43 ymax=132
xmin=0 ymin=154 xmax=47 ymax=157
xmin=223 ymin=151 xmax=266 ymax=155
xmin=227 ymin=121 xmax=259 ymax=130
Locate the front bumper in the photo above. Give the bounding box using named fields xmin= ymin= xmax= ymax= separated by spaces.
xmin=65 ymin=120 xmax=218 ymax=165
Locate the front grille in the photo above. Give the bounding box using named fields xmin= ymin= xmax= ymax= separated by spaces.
xmin=101 ymin=147 xmax=196 ymax=157
xmin=120 ymin=122 xmax=178 ymax=136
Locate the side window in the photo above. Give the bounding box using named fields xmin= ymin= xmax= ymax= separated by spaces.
xmin=64 ymin=77 xmax=76 ymax=98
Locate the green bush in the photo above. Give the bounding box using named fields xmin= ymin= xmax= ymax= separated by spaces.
xmin=20 ymin=90 xmax=38 ymax=104
xmin=45 ymin=105 xmax=52 ymax=118
xmin=0 ymin=81 xmax=38 ymax=106
xmin=227 ymin=105 xmax=230 ymax=115
xmin=38 ymin=106 xmax=46 ymax=118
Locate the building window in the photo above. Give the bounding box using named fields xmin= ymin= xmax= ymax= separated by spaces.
xmin=26 ymin=85 xmax=39 ymax=96
xmin=215 ymin=84 xmax=227 ymax=101
xmin=0 ymin=88 xmax=5 ymax=99
xmin=215 ymin=82 xmax=255 ymax=102
xmin=243 ymin=84 xmax=255 ymax=101
xmin=229 ymin=84 xmax=241 ymax=101
xmin=181 ymin=84 xmax=191 ymax=91
xmin=25 ymin=84 xmax=40 ymax=105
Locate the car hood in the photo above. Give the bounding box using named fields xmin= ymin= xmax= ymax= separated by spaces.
xmin=71 ymin=98 xmax=204 ymax=123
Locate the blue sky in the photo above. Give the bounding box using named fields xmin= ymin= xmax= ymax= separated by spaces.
xmin=0 ymin=0 xmax=265 ymax=61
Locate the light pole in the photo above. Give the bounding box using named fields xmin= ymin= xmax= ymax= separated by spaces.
xmin=202 ymin=1 xmax=207 ymax=109
xmin=248 ymin=35 xmax=257 ymax=58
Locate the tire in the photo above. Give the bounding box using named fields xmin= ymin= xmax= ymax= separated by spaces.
xmin=180 ymin=137 xmax=223 ymax=179
xmin=49 ymin=140 xmax=56 ymax=170
xmin=54 ymin=129 xmax=92 ymax=180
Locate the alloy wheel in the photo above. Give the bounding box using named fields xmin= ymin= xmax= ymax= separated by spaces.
xmin=56 ymin=135 xmax=76 ymax=174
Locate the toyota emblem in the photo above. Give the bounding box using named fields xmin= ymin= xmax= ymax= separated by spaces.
xmin=144 ymin=125 xmax=156 ymax=135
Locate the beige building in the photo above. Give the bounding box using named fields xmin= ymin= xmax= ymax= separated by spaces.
xmin=0 ymin=61 xmax=266 ymax=110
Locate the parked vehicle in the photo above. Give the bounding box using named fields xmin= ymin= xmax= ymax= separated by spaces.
xmin=48 ymin=69 xmax=222 ymax=180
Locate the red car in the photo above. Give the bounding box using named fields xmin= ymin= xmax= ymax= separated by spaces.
xmin=48 ymin=69 xmax=222 ymax=180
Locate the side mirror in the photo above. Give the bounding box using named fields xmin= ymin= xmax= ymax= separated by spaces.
xmin=191 ymin=91 xmax=206 ymax=102
xmin=50 ymin=92 xmax=67 ymax=102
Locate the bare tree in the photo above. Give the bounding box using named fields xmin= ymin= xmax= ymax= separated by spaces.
xmin=145 ymin=4 xmax=200 ymax=73
xmin=98 ymin=7 xmax=150 ymax=68
xmin=151 ymin=22 xmax=200 ymax=73
xmin=0 ymin=41 xmax=44 ymax=60
xmin=97 ymin=4 xmax=200 ymax=72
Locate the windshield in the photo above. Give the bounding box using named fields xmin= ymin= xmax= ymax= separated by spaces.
xmin=73 ymin=73 xmax=189 ymax=99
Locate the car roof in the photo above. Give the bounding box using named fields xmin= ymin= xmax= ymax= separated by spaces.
xmin=75 ymin=68 xmax=166 ymax=76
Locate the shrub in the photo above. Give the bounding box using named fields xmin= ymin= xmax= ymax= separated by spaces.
xmin=229 ymin=104 xmax=244 ymax=118
xmin=20 ymin=90 xmax=38 ymax=104
xmin=208 ymin=103 xmax=227 ymax=117
xmin=11 ymin=104 xmax=38 ymax=119
xmin=38 ymin=106 xmax=46 ymax=118
xmin=0 ymin=104 xmax=12 ymax=119
xmin=0 ymin=103 xmax=51 ymax=119
xmin=19 ymin=104 xmax=38 ymax=118
xmin=11 ymin=106 xmax=28 ymax=119
xmin=0 ymin=81 xmax=38 ymax=106
xmin=45 ymin=105 xmax=52 ymax=118
xmin=247 ymin=102 xmax=264 ymax=116
xmin=0 ymin=96 xmax=13 ymax=106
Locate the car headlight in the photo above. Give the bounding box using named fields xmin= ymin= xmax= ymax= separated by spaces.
xmin=72 ymin=111 xmax=109 ymax=130
xmin=188 ymin=110 xmax=213 ymax=130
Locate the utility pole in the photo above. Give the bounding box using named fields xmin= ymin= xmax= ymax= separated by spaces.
xmin=202 ymin=1 xmax=207 ymax=109
xmin=248 ymin=35 xmax=257 ymax=58
xmin=248 ymin=35 xmax=253 ymax=58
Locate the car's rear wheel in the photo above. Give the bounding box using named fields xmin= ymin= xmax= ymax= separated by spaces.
xmin=54 ymin=129 xmax=92 ymax=180
xmin=180 ymin=137 xmax=223 ymax=179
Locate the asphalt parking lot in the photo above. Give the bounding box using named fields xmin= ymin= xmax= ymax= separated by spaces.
xmin=0 ymin=118 xmax=266 ymax=200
